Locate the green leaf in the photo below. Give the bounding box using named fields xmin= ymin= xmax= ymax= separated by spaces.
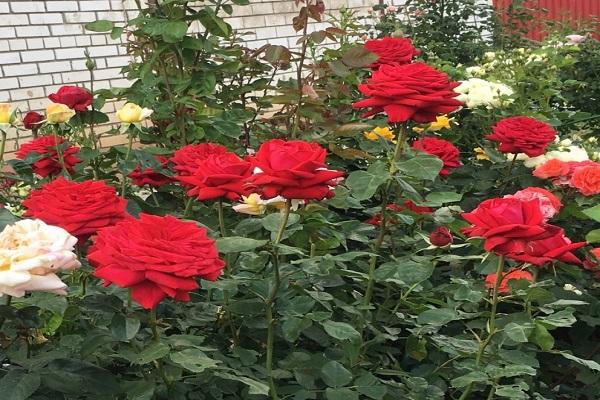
xmin=346 ymin=162 xmax=390 ymax=201
xmin=170 ymin=349 xmax=220 ymax=373
xmin=530 ymin=322 xmax=554 ymax=351
xmin=282 ymin=317 xmax=312 ymax=342
xmin=0 ymin=370 xmax=41 ymax=400
xmin=396 ymin=152 xmax=443 ymax=181
xmin=216 ymin=237 xmax=268 ymax=253
xmin=262 ymin=212 xmax=300 ymax=232
xmin=110 ymin=314 xmax=140 ymax=341
xmin=42 ymin=359 xmax=121 ymax=395
xmin=0 ymin=208 xmax=19 ymax=231
xmin=85 ymin=20 xmax=114 ymax=32
xmin=586 ymin=228 xmax=600 ymax=243
xmin=131 ymin=342 xmax=170 ymax=364
xmin=425 ymin=191 xmax=463 ymax=204
xmin=405 ymin=335 xmax=428 ymax=361
xmin=326 ymin=388 xmax=359 ymax=400
xmin=374 ymin=259 xmax=433 ymax=286
xmin=555 ymin=351 xmax=600 ymax=372
xmin=417 ymin=308 xmax=458 ymax=326
xmin=321 ymin=321 xmax=360 ymax=341
xmin=503 ymin=322 xmax=533 ymax=343
xmin=342 ymin=46 xmax=379 ymax=68
xmin=450 ymin=371 xmax=489 ymax=388
xmin=214 ymin=372 xmax=269 ymax=395
xmin=110 ymin=26 xmax=124 ymax=40
xmin=198 ymin=9 xmax=231 ymax=37
xmin=582 ymin=204 xmax=600 ymax=222
xmin=355 ymin=373 xmax=387 ymax=399
xmin=17 ymin=292 xmax=67 ymax=316
xmin=163 ymin=21 xmax=189 ymax=43
xmin=321 ymin=361 xmax=352 ymax=387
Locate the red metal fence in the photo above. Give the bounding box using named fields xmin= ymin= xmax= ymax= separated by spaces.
xmin=493 ymin=0 xmax=600 ymax=41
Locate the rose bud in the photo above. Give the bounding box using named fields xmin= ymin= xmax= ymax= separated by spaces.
xmin=430 ymin=226 xmax=453 ymax=247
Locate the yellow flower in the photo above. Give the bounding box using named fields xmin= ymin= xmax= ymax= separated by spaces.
xmin=232 ymin=193 xmax=266 ymax=215
xmin=474 ymin=147 xmax=490 ymax=161
xmin=364 ymin=126 xmax=395 ymax=142
xmin=0 ymin=103 xmax=12 ymax=125
xmin=116 ymin=103 xmax=153 ymax=124
xmin=428 ymin=114 xmax=453 ymax=131
xmin=46 ymin=103 xmax=75 ymax=124
xmin=412 ymin=126 xmax=425 ymax=133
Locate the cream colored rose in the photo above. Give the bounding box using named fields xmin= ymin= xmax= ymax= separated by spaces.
xmin=454 ymin=78 xmax=513 ymax=109
xmin=46 ymin=103 xmax=75 ymax=124
xmin=116 ymin=103 xmax=153 ymax=123
xmin=0 ymin=103 xmax=13 ymax=125
xmin=0 ymin=219 xmax=80 ymax=298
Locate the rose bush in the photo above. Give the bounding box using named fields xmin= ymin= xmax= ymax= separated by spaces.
xmin=0 ymin=2 xmax=599 ymax=400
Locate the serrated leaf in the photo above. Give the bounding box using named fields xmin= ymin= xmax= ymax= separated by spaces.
xmin=216 ymin=237 xmax=268 ymax=254
xmin=85 ymin=20 xmax=114 ymax=32
xmin=321 ymin=361 xmax=352 ymax=388
xmin=170 ymin=349 xmax=220 ymax=372
xmin=321 ymin=320 xmax=360 ymax=341
xmin=0 ymin=370 xmax=41 ymax=400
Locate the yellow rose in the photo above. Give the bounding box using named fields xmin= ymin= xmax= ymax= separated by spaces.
xmin=232 ymin=193 xmax=266 ymax=215
xmin=364 ymin=126 xmax=395 ymax=142
xmin=116 ymin=103 xmax=153 ymax=124
xmin=474 ymin=147 xmax=490 ymax=161
xmin=428 ymin=114 xmax=453 ymax=131
xmin=0 ymin=103 xmax=12 ymax=125
xmin=46 ymin=103 xmax=75 ymax=124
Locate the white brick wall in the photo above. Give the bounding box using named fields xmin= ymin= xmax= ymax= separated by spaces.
xmin=1 ymin=0 xmax=379 ymax=152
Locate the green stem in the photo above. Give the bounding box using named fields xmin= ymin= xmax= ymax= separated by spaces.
xmin=217 ymin=200 xmax=226 ymax=237
xmin=0 ymin=130 xmax=7 ymax=170
xmin=183 ymin=197 xmax=193 ymax=218
xmin=53 ymin=129 xmax=69 ymax=177
xmin=150 ymin=189 xmax=160 ymax=207
xmin=459 ymin=255 xmax=505 ymax=400
xmin=149 ymin=308 xmax=171 ymax=389
xmin=290 ymin=2 xmax=311 ymax=139
xmin=121 ymin=127 xmax=134 ymax=197
xmin=265 ymin=200 xmax=291 ymax=400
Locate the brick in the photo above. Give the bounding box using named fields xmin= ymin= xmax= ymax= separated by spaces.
xmin=29 ymin=13 xmax=63 ymax=24
xmin=96 ymin=11 xmax=125 ymax=21
xmin=10 ymin=2 xmax=45 ymax=13
xmin=0 ymin=27 xmax=15 ymax=39
xmin=242 ymin=16 xmax=266 ymax=28
xmin=28 ymin=98 xmax=50 ymax=110
xmin=106 ymin=56 xmax=131 ymax=68
xmin=93 ymin=67 xmax=122 ymax=80
xmin=80 ymin=1 xmax=111 ymax=11
xmin=26 ymin=38 xmax=45 ymax=50
xmin=0 ymin=41 xmax=8 ymax=52
xmin=0 ymin=3 xmax=8 ymax=13
xmin=0 ymin=78 xmax=18 ymax=90
xmin=21 ymin=49 xmax=54 ymax=63
xmin=0 ymin=53 xmax=21 ymax=65
xmin=51 ymin=24 xmax=84 ymax=36
xmin=62 ymin=71 xmax=93 ymax=83
xmin=39 ymin=61 xmax=72 ymax=74
xmin=54 ymin=48 xmax=86 ymax=59
xmin=88 ymin=46 xmax=119 ymax=57
xmin=8 ymin=39 xmax=27 ymax=51
xmin=64 ymin=12 xmax=96 ymax=23
xmin=19 ymin=74 xmax=53 ymax=88
xmin=60 ymin=37 xmax=77 ymax=47
xmin=3 ymin=63 xmax=37 ymax=76
xmin=91 ymin=35 xmax=107 ymax=45
xmin=10 ymin=87 xmax=45 ymax=101
xmin=15 ymin=26 xmax=49 ymax=37
xmin=46 ymin=1 xmax=78 ymax=12
xmin=75 ymin=36 xmax=92 ymax=46
xmin=0 ymin=14 xmax=28 ymax=26
xmin=43 ymin=37 xmax=62 ymax=48
xmin=251 ymin=3 xmax=274 ymax=15
xmin=52 ymin=73 xmax=64 ymax=84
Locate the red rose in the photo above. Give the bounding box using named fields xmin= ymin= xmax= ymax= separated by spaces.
xmin=403 ymin=200 xmax=433 ymax=214
xmin=570 ymin=165 xmax=600 ymax=196
xmin=178 ymin=152 xmax=253 ymax=201
xmin=353 ymin=63 xmax=462 ymax=123
xmin=364 ymin=37 xmax=420 ymax=69
xmin=249 ymin=139 xmax=344 ymax=200
xmin=23 ymin=177 xmax=129 ymax=239
xmin=411 ymin=137 xmax=461 ymax=177
xmin=15 ymin=135 xmax=81 ymax=177
xmin=500 ymin=225 xmax=583 ymax=266
xmin=23 ymin=111 xmax=44 ymax=130
xmin=129 ymin=155 xmax=173 ymax=187
xmin=171 ymin=143 xmax=228 ymax=177
xmin=462 ymin=197 xmax=546 ymax=253
xmin=485 ymin=268 xmax=534 ymax=294
xmin=88 ymin=213 xmax=225 ymax=309
xmin=430 ymin=226 xmax=453 ymax=246
xmin=584 ymin=248 xmax=600 ymax=279
xmin=48 ymin=86 xmax=93 ymax=112
xmin=486 ymin=116 xmax=556 ymax=157
xmin=366 ymin=201 xmax=431 ymax=225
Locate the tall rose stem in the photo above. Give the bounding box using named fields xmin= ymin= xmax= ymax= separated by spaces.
xmin=265 ymin=200 xmax=291 ymax=400
xmin=149 ymin=308 xmax=170 ymax=388
xmin=459 ymin=255 xmax=505 ymax=400
xmin=53 ymin=129 xmax=69 ymax=177
xmin=217 ymin=200 xmax=227 ymax=237
xmin=0 ymin=130 xmax=6 ymax=171
xmin=121 ymin=126 xmax=135 ymax=197
xmin=183 ymin=197 xmax=193 ymax=218
xmin=363 ymin=124 xmax=408 ymax=308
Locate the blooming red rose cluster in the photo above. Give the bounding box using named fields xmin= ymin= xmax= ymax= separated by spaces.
xmin=462 ymin=189 xmax=583 ymax=266
xmin=485 ymin=268 xmax=534 ymax=294
xmin=411 ymin=137 xmax=461 ymax=177
xmin=88 ymin=214 xmax=225 ymax=309
xmin=172 ymin=139 xmax=344 ymax=202
xmin=16 ymin=135 xmax=81 ymax=177
xmin=364 ymin=37 xmax=420 ymax=69
xmin=533 ymin=159 xmax=600 ymax=196
xmin=23 ymin=177 xmax=129 ymax=239
xmin=353 ymin=62 xmax=462 ymax=123
xmin=487 ymin=116 xmax=556 ymax=157
xmin=48 ymin=86 xmax=93 ymax=112
xmin=129 ymin=155 xmax=173 ymax=187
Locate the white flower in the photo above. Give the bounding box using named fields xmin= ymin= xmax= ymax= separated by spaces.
xmin=454 ymin=78 xmax=513 ymax=109
xmin=517 ymin=145 xmax=590 ymax=168
xmin=560 ymin=138 xmax=572 ymax=147
xmin=566 ymin=34 xmax=586 ymax=45
xmin=483 ymin=51 xmax=495 ymax=60
xmin=563 ymin=283 xmax=582 ymax=296
xmin=465 ymin=66 xmax=486 ymax=77
xmin=232 ymin=193 xmax=304 ymax=216
xmin=0 ymin=219 xmax=80 ymax=298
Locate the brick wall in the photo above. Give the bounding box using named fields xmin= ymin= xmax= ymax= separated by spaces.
xmin=0 ymin=0 xmax=383 ymax=152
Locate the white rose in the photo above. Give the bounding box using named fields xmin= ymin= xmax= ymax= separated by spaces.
xmin=0 ymin=219 xmax=80 ymax=298
xmin=517 ymin=145 xmax=590 ymax=168
xmin=454 ymin=78 xmax=513 ymax=109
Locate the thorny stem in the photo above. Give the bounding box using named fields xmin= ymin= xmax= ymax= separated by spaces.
xmin=149 ymin=308 xmax=171 ymax=389
xmin=265 ymin=200 xmax=291 ymax=400
xmin=53 ymin=129 xmax=69 ymax=177
xmin=291 ymin=2 xmax=311 ymax=139
xmin=0 ymin=130 xmax=7 ymax=171
xmin=217 ymin=200 xmax=227 ymax=237
xmin=121 ymin=126 xmax=135 ymax=197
